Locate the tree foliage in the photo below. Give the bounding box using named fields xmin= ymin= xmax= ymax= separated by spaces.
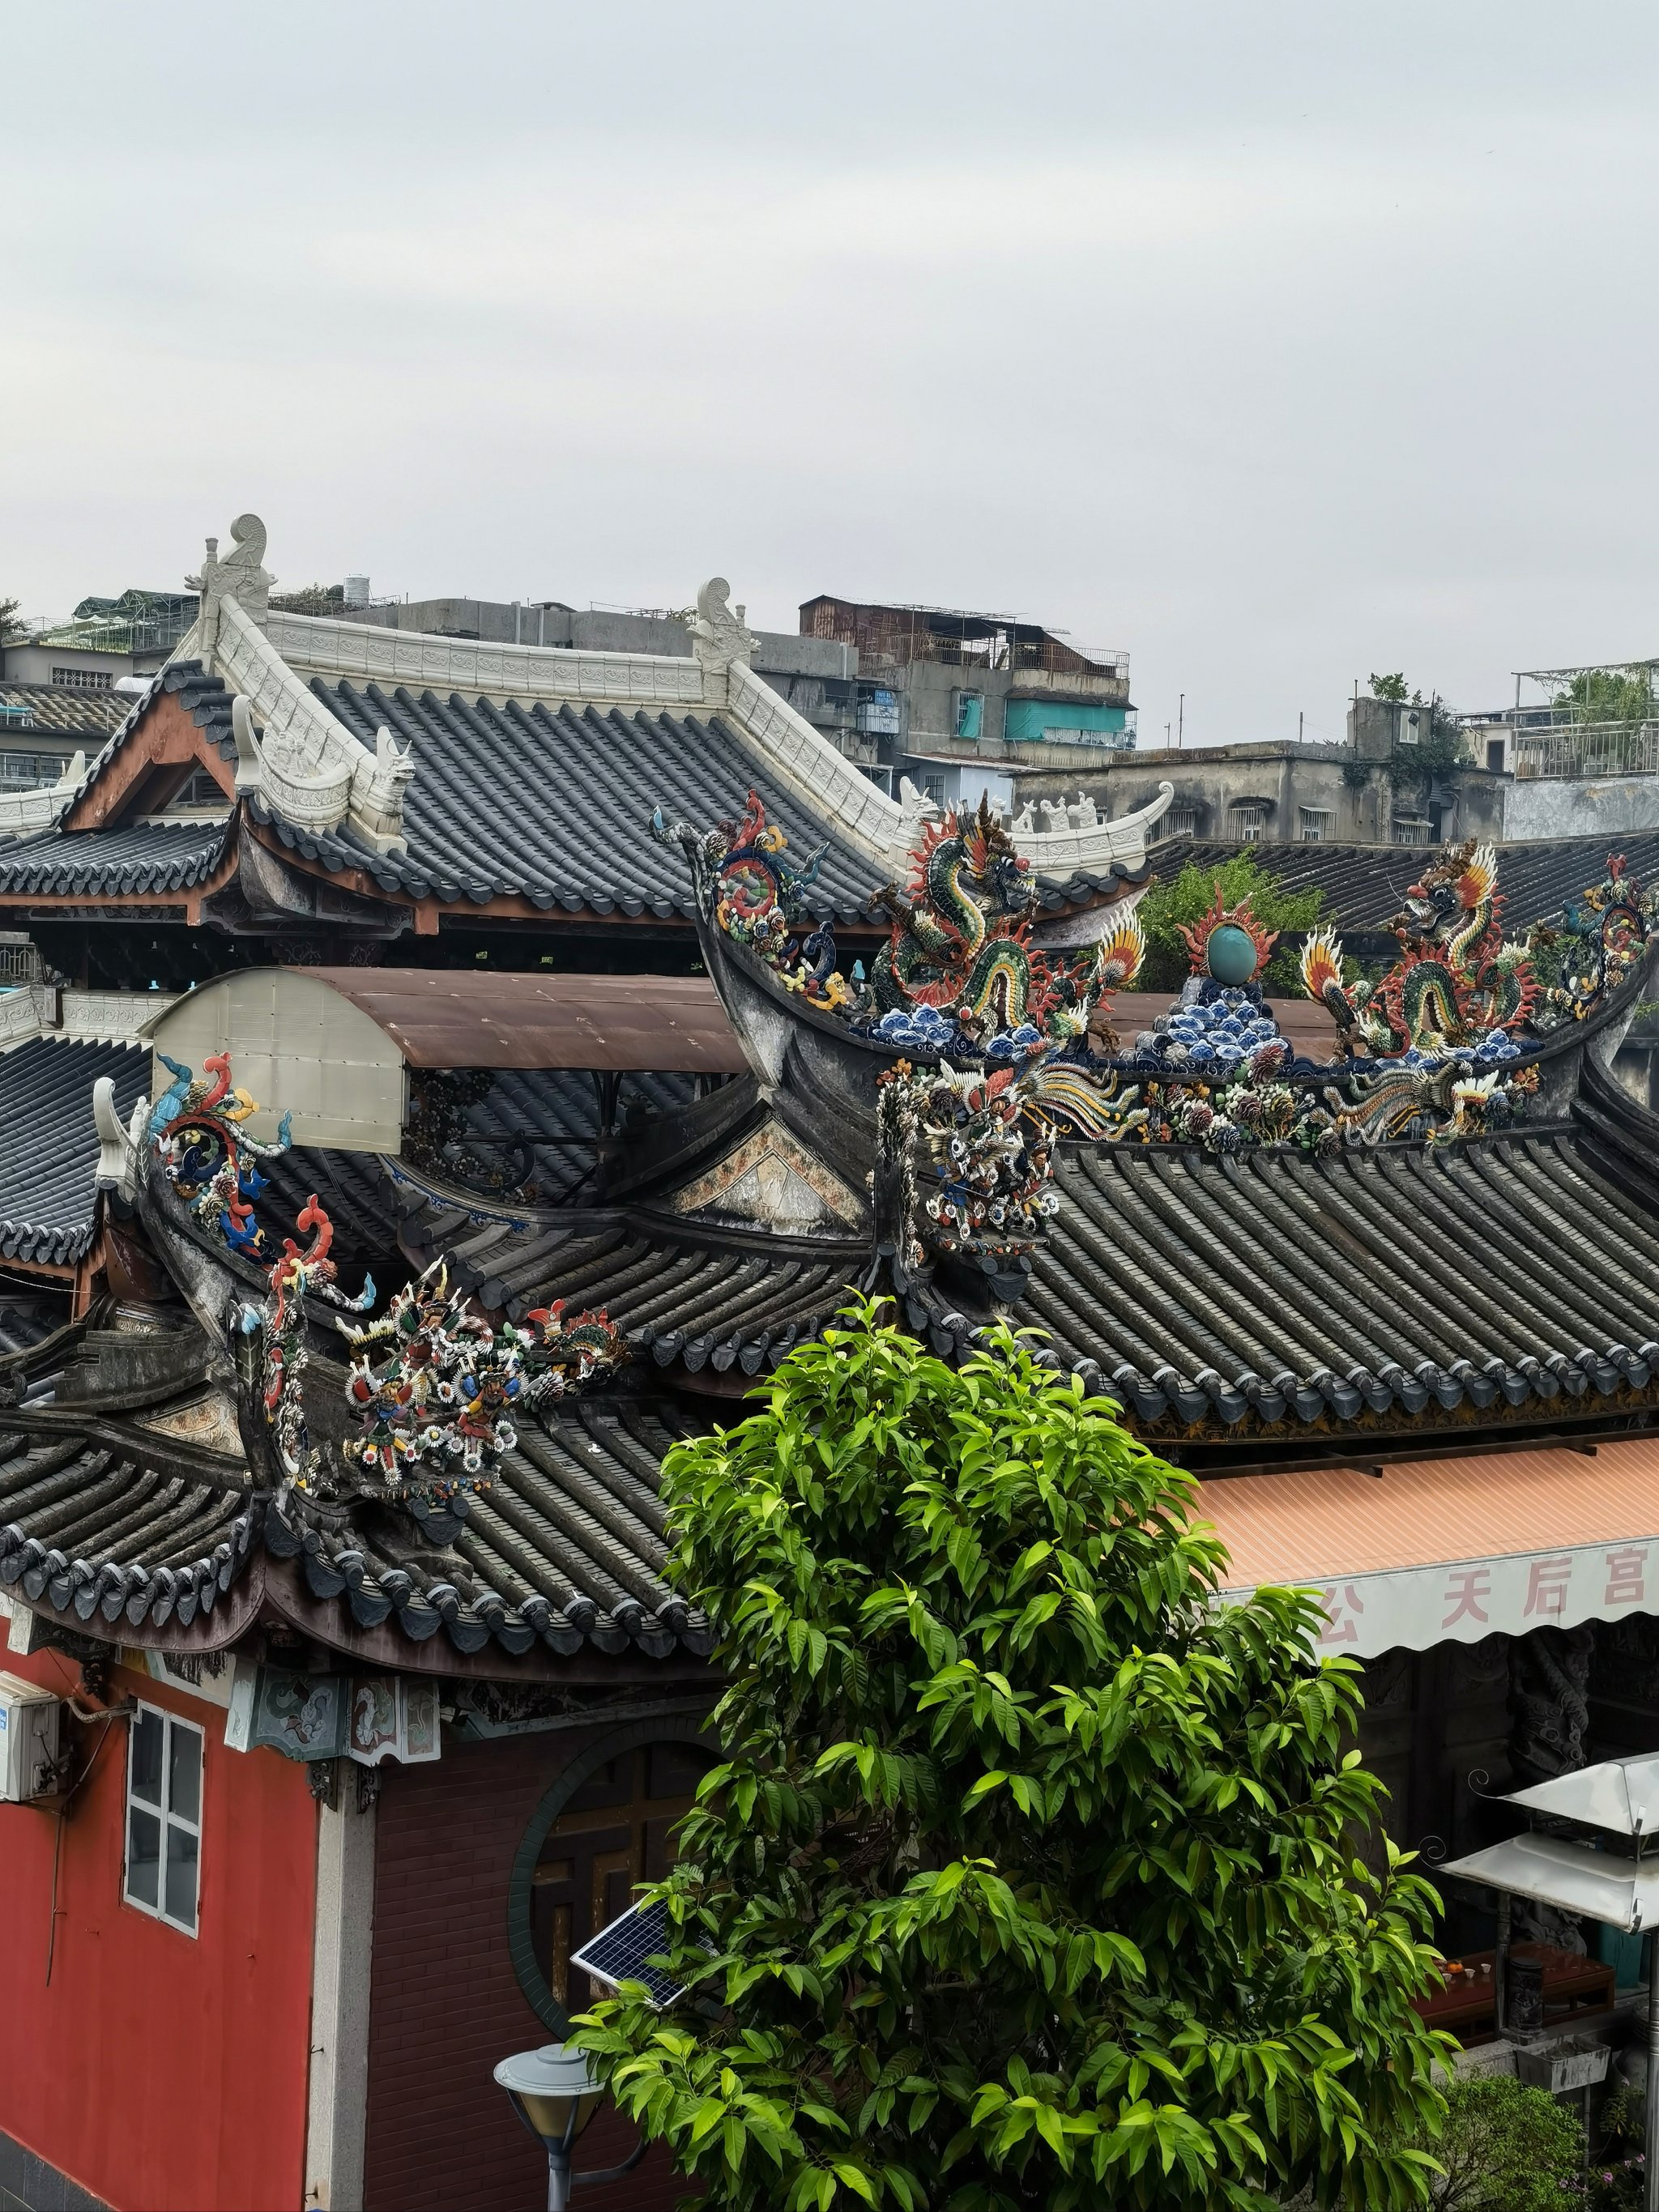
xmin=0 ymin=597 xmax=21 ymax=646
xmin=1416 ymin=2076 xmax=1580 ymax=2212
xmin=1553 ymin=668 xmax=1656 ymax=727
xmin=1136 ymin=852 xmax=1324 ymax=995
xmin=1370 ymin=673 xmax=1410 ymax=702
xmin=572 ymin=1306 xmax=1451 ymax=2210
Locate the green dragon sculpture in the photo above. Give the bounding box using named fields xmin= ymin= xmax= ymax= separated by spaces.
xmin=870 ymin=795 xmax=1137 ymax=1038
xmin=1301 ymin=840 xmax=1537 ymax=1055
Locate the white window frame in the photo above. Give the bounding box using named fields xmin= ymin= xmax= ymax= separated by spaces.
xmin=1230 ymin=802 xmax=1269 ymax=844
xmin=123 ymin=1701 xmax=203 ymax=1937
xmin=1299 ymin=807 xmax=1332 ymax=844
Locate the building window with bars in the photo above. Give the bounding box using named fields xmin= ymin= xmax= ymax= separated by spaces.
xmin=1298 ymin=807 xmax=1332 ymax=843
xmin=1229 ymin=802 xmax=1269 ymax=844
xmin=50 ymin=667 xmax=114 ymax=691
xmin=124 ymin=1703 xmax=203 ymax=1935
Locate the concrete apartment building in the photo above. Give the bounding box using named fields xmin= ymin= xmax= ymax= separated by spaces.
xmin=1015 ymin=693 xmax=1508 ymax=847
xmin=796 ymin=595 xmax=1135 ymax=807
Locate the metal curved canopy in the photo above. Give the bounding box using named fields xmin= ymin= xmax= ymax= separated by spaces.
xmin=299 ymin=969 xmax=748 ymax=1074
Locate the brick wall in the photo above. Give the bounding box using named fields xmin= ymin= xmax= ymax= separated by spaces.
xmin=363 ymin=1724 xmax=683 ymax=2212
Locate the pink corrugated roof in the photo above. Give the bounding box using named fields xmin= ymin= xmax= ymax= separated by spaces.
xmin=1196 ymin=1441 xmax=1659 ymax=1588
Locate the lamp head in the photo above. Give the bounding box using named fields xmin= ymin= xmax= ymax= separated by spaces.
xmin=493 ymin=2044 xmax=603 ymax=2150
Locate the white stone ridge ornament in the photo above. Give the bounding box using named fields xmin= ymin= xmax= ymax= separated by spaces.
xmin=187 ymin=512 xmax=274 ymax=654
xmin=688 ymin=577 xmax=758 ymax=706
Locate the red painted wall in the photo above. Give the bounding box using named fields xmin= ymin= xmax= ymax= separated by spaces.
xmin=0 ymin=1652 xmax=317 ymax=2212
xmin=364 ymin=1726 xmax=682 ymax=2212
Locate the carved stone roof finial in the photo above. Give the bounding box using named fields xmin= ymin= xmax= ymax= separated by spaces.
xmin=689 ymin=577 xmax=757 ymax=708
xmin=187 ymin=513 xmax=274 ymax=655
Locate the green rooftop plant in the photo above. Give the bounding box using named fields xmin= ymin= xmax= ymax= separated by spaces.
xmin=1552 ymin=667 xmax=1656 ymax=727
xmin=0 ymin=597 xmax=22 ymax=646
xmin=1136 ymin=851 xmax=1324 ymax=995
xmin=571 ymin=1302 xmax=1451 ymax=2210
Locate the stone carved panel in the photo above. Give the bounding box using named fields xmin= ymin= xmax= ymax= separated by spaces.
xmin=669 ymin=1120 xmax=867 ymax=1234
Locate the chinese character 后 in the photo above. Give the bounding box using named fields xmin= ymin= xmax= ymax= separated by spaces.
xmin=1441 ymin=1566 xmax=1491 ymax=1630
xmin=1606 ymin=1545 xmax=1648 ymax=1607
xmin=1524 ymin=1554 xmax=1575 ymax=1620
xmin=1312 ymin=1583 xmax=1365 ymax=1645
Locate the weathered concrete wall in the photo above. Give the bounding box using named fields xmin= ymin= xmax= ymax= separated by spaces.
xmin=1017 ymin=745 xmax=1508 ymax=848
xmin=1503 ymin=778 xmax=1659 ymax=839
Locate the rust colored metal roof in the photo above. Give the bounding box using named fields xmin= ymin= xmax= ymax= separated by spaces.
xmin=301 ymin=968 xmax=749 ymax=1073
xmin=1196 ymin=1440 xmax=1659 ymax=1587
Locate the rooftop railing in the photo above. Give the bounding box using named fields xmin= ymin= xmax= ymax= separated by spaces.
xmin=1512 ymin=720 xmax=1659 ymax=780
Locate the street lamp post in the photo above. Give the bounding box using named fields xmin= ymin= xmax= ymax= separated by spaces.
xmin=493 ymin=2044 xmax=646 ymax=2212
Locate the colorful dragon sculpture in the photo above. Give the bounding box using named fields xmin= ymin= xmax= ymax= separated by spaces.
xmin=341 ymin=1261 xmax=625 ymax=1504
xmin=255 ymin=1196 xmax=377 ymax=1498
xmin=1300 ymin=841 xmax=1537 ymax=1057
xmin=152 ymin=1051 xmax=295 ymax=1258
xmin=687 ymin=786 xmax=1144 ymax=1051
xmin=1533 ymin=854 xmax=1659 ymax=1027
xmin=868 ymin=795 xmax=1140 ymax=1044
xmin=710 ymin=789 xmax=825 ymax=957
xmin=876 ymin=1056 xmax=1059 ymax=1276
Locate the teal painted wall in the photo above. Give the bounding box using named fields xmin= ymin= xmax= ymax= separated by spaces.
xmin=1004 ymin=698 xmax=1128 ymax=744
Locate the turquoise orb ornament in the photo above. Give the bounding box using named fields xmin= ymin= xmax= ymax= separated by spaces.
xmin=1206 ymin=922 xmax=1260 ymax=986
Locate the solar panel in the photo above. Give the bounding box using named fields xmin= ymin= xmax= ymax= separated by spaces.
xmin=569 ymin=1898 xmax=689 ymax=2010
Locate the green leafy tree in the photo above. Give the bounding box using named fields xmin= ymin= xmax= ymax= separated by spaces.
xmin=0 ymin=597 xmax=22 ymax=646
xmin=1370 ymin=673 xmax=1410 ymax=702
xmin=1135 ymin=852 xmax=1324 ymax=995
xmin=573 ymin=1306 xmax=1451 ymax=2211
xmin=1553 ymin=668 xmax=1656 ymax=727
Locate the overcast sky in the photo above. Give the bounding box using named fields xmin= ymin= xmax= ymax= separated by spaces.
xmin=3 ymin=2 xmax=1654 ymax=748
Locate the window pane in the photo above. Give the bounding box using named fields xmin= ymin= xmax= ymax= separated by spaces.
xmin=130 ymin=1709 xmax=163 ymax=1805
xmin=168 ymin=1721 xmax=202 ymax=1827
xmin=127 ymin=1807 xmax=161 ymax=1907
xmin=164 ymin=1823 xmax=198 ymax=1932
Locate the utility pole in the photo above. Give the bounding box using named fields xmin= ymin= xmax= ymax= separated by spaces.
xmin=1178 ymin=693 xmax=1184 ymax=750
xmin=1299 ymin=710 xmax=1304 ymax=744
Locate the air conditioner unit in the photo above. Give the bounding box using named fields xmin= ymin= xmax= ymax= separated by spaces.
xmin=0 ymin=1671 xmax=62 ymax=1802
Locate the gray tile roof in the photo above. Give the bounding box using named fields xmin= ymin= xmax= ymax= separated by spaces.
xmin=0 ymin=682 xmax=134 ymax=740
xmin=0 ymin=662 xmax=1142 ymax=922
xmin=292 ymin=681 xmax=888 ymax=920
xmin=0 ymin=1428 xmax=256 ymax=1630
xmin=0 ymin=1303 xmax=714 ymax=1660
xmin=394 ymin=1202 xmax=873 ymax=1373
xmin=1155 ymin=834 xmax=1659 ymax=936
xmin=0 ymin=820 xmax=228 ymax=897
xmin=0 ymin=1038 xmax=150 ymax=1264
xmin=1013 ymin=1059 xmax=1659 ymax=1441
xmin=441 ymin=1066 xmax=696 ymax=1205
xmin=267 ymin=1393 xmax=714 ymax=1660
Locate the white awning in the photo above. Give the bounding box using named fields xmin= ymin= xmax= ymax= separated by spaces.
xmin=1439 ymin=1831 xmax=1659 ymax=1933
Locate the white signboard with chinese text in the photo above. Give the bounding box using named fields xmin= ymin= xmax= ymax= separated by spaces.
xmin=1223 ymin=1528 xmax=1659 ymax=1659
